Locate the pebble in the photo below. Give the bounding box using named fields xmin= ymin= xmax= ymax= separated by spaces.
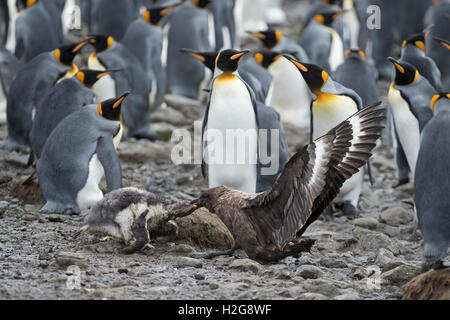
xmin=379 ymin=207 xmax=413 ymax=227
xmin=351 ymin=217 xmax=378 ymax=230
xmin=54 ymin=252 xmax=88 ymax=269
xmin=381 ymin=263 xmax=421 ymax=286
xmin=229 ymin=259 xmax=262 ymax=275
xmin=299 ymin=293 xmax=330 ymax=300
xmin=176 ymin=257 xmax=203 ymax=268
xmin=296 ymin=265 xmax=322 ymax=279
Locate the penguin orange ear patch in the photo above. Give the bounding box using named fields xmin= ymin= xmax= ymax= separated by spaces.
xmin=142 ymin=10 xmax=150 ymax=23
xmin=254 ymin=53 xmax=263 ymax=65
xmin=414 ymin=41 xmax=425 ymax=51
xmin=314 ymin=14 xmax=325 ymax=24
xmin=97 ymin=104 xmax=103 ymax=116
xmin=54 ymin=49 xmax=61 ymax=62
xmin=76 ymin=72 xmax=85 ymax=83
xmin=292 ymin=60 xmax=308 ymax=72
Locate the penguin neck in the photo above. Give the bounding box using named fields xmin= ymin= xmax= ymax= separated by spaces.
xmin=57 ymin=64 xmax=79 ymax=83
xmin=215 ymin=70 xmax=239 ymax=83
xmin=434 ymin=101 xmax=450 ymax=116
xmin=402 ymin=45 xmax=425 ymax=58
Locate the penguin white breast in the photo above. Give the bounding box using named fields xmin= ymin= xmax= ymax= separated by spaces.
xmin=267 ymin=58 xmax=312 ymax=128
xmin=206 ymin=75 xmax=258 ymax=193
xmin=207 ymin=12 xmax=216 ymax=50
xmin=0 ymin=84 xmax=6 ymax=124
xmin=388 ymin=86 xmax=420 ymax=174
xmin=88 ymin=54 xmax=116 ymax=102
xmin=161 ymin=24 xmax=170 ymax=68
xmin=329 ymin=30 xmax=344 ymax=73
xmin=113 ymin=124 xmax=123 ymax=148
xmin=76 ymin=154 xmax=105 ymax=211
xmin=312 ymin=93 xmax=358 ymax=139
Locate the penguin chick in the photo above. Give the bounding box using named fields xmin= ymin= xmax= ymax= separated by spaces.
xmin=79 ymin=187 xmax=198 ymax=254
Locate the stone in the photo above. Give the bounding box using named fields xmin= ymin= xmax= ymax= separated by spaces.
xmin=176 ymin=257 xmax=203 ymax=268
xmin=320 ymin=258 xmax=348 ymax=269
xmin=194 ymin=273 xmax=205 ymax=280
xmin=175 ymin=208 xmax=235 ymax=250
xmin=151 ymin=122 xmax=177 ymax=141
xmin=381 ymin=263 xmax=422 ymax=286
xmin=299 ymin=293 xmax=330 ymax=300
xmin=351 ymin=217 xmax=378 ymax=230
xmin=296 ymin=265 xmax=322 ymax=279
xmin=302 ymin=280 xmax=342 ymax=298
xmin=152 ymin=106 xmax=191 ymax=126
xmin=164 ymin=94 xmax=205 ymax=120
xmin=379 ymin=207 xmax=413 ymax=227
xmin=334 ymin=288 xmax=360 ymax=300
xmin=168 ymin=243 xmax=195 ymax=254
xmin=374 ymin=248 xmax=403 ymax=272
xmin=354 ymin=229 xmax=401 ymax=254
xmin=230 ymin=259 xmax=262 ymax=274
xmin=402 ymin=268 xmax=450 ymax=300
xmin=55 ymin=252 xmax=88 ymax=269
xmin=118 ymin=143 xmax=171 ymax=164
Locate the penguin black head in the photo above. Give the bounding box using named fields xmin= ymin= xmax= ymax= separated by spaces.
xmin=313 ymin=10 xmax=343 ymax=26
xmin=191 ymin=0 xmax=214 ymax=9
xmin=16 ymin=0 xmax=37 ymax=11
xmin=401 ymin=26 xmax=433 ymax=52
xmin=430 ymin=93 xmax=450 ymax=114
xmin=142 ymin=3 xmax=180 ymax=26
xmin=85 ymin=35 xmax=114 ymax=53
xmin=54 ymin=40 xmax=89 ymax=66
xmin=344 ymin=49 xmax=366 ymax=60
xmin=76 ymin=69 xmax=120 ymax=88
xmin=254 ymin=50 xmax=284 ymax=69
xmin=215 ymin=49 xmax=249 ymax=73
xmin=248 ymin=30 xmax=283 ymax=49
xmin=180 ymin=49 xmax=218 ymax=72
xmin=433 ymin=37 xmax=450 ymax=51
xmin=388 ymin=58 xmax=419 ymax=86
xmin=97 ymin=92 xmax=130 ymax=121
xmin=284 ymin=56 xmax=328 ymax=93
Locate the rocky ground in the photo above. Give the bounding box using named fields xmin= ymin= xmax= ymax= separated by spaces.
xmin=0 ymin=0 xmax=445 ymax=301
xmin=0 ymin=80 xmax=438 ymax=300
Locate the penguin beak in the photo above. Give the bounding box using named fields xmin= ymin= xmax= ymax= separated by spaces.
xmin=387 ymin=57 xmax=405 ymax=74
xmin=113 ymin=92 xmax=131 ymax=109
xmin=423 ymin=24 xmax=434 ymax=38
xmin=180 ymin=48 xmax=206 ymax=62
xmin=230 ymin=50 xmax=250 ymax=60
xmin=96 ymin=69 xmax=121 ymax=79
xmin=284 ymin=55 xmax=309 ymax=72
xmin=247 ymin=31 xmax=266 ymax=39
xmin=72 ymin=40 xmax=90 ymax=53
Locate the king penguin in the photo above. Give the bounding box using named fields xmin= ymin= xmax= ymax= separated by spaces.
xmin=387 ymin=58 xmax=435 ymax=185
xmin=207 ymin=0 xmax=236 ymax=50
xmin=203 ymin=49 xmax=289 ymax=193
xmin=414 ymin=92 xmax=450 ymax=271
xmin=37 ymin=93 xmax=129 ymax=214
xmin=166 ymin=0 xmax=213 ymax=99
xmin=14 ymin=0 xmax=63 ymax=62
xmin=249 ymin=29 xmax=310 ymax=63
xmin=89 ymin=0 xmax=139 ymax=41
xmin=122 ymin=3 xmax=180 ymax=110
xmin=400 ymin=26 xmax=442 ymax=91
xmin=334 ymin=49 xmax=380 ymax=107
xmin=254 ymin=50 xmax=312 ymax=130
xmin=0 ymin=0 xmax=9 ymax=45
xmin=88 ymin=34 xmax=158 ymax=141
xmin=432 ymin=37 xmax=450 ymax=91
xmin=3 ymin=40 xmax=88 ymax=151
xmin=181 ymin=48 xmax=290 ymax=191
xmin=286 ymin=56 xmax=367 ymax=216
xmin=298 ymin=5 xmax=344 ymax=73
xmin=0 ymin=43 xmax=20 ymax=124
xmin=30 ymin=69 xmax=118 ymax=159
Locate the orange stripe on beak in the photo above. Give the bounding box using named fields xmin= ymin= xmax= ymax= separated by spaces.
xmin=188 ymin=52 xmax=206 ymax=62
xmin=113 ymin=97 xmax=125 ymax=109
xmin=72 ymin=41 xmax=88 ymax=53
xmin=393 ymin=62 xmax=405 ymax=74
xmin=291 ymin=60 xmax=308 ymax=72
xmin=96 ymin=72 xmax=112 ymax=79
xmin=230 ymin=52 xmax=246 ymax=60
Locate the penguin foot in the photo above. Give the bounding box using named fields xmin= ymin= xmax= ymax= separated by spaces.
xmin=1 ymin=139 xmax=28 ymax=152
xmin=341 ymin=201 xmax=359 ymax=218
xmin=40 ymin=202 xmax=81 ymax=215
xmin=393 ymin=178 xmax=410 ymax=188
xmin=130 ymin=129 xmax=160 ymax=141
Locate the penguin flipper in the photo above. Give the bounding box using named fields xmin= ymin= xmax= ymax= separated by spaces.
xmin=96 ymin=135 xmax=122 ymax=192
xmin=120 ymin=210 xmax=150 ymax=255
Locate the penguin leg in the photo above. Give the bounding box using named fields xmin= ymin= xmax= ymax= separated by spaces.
xmin=120 ymin=209 xmax=151 ymax=255
xmin=341 ymin=201 xmax=359 ymax=218
xmin=40 ymin=201 xmax=81 ymax=215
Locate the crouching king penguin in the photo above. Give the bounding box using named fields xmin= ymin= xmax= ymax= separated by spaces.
xmin=286 ymin=56 xmax=369 ymax=217
xmin=202 ymin=49 xmax=289 ymax=193
xmin=415 ymin=93 xmax=450 ymax=271
xmin=37 ymin=93 xmax=129 ymax=214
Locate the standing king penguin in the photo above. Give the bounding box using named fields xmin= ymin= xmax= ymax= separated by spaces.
xmin=3 ymin=40 xmax=88 ymax=151
xmin=122 ymin=4 xmax=180 ymax=110
xmin=202 ymin=49 xmax=285 ymax=193
xmin=415 ymin=93 xmax=450 ymax=271
xmin=38 ymin=93 xmax=129 ymax=214
xmin=286 ymin=57 xmax=367 ymax=216
xmin=166 ymin=0 xmax=213 ymax=99
xmin=387 ymin=58 xmax=435 ymax=185
xmin=0 ymin=43 xmax=20 ymax=124
xmin=254 ymin=50 xmax=312 ymax=130
xmin=88 ymin=35 xmax=159 ymax=140
xmin=298 ymin=6 xmax=344 ymax=73
xmin=30 ymin=69 xmax=118 ymax=160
